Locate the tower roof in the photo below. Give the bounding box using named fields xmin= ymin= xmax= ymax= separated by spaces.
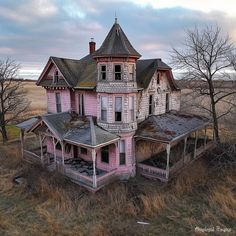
xmin=93 ymin=21 xmax=141 ymax=58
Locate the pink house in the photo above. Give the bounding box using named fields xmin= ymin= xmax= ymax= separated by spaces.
xmin=17 ymin=20 xmax=215 ymax=191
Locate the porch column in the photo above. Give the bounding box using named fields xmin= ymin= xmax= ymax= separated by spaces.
xmin=39 ymin=134 xmax=44 ymax=165
xmin=61 ymin=141 xmax=65 ymax=166
xmin=52 ymin=137 xmax=57 ymax=169
xmin=193 ymin=131 xmax=198 ymax=159
xmin=92 ymin=149 xmax=97 ymax=188
xmin=20 ymin=129 xmax=25 ymax=159
xmin=166 ymin=144 xmax=171 ymax=180
xmin=183 ymin=137 xmax=187 ymax=164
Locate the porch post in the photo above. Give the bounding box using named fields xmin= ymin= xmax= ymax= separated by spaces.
xmin=39 ymin=134 xmax=44 ymax=165
xmin=61 ymin=141 xmax=65 ymax=166
xmin=204 ymin=126 xmax=207 ymax=148
xmin=166 ymin=144 xmax=171 ymax=180
xmin=92 ymin=149 xmax=97 ymax=188
xmin=183 ymin=137 xmax=187 ymax=164
xmin=20 ymin=129 xmax=25 ymax=159
xmin=52 ymin=137 xmax=57 ymax=169
xmin=194 ymin=131 xmax=198 ymax=159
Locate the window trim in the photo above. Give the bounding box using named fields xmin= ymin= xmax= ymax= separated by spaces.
xmin=100 ymin=64 xmax=107 ymax=80
xmin=114 ymin=64 xmax=122 ymax=80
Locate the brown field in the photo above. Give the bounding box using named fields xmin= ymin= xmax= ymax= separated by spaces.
xmin=22 ymin=80 xmax=47 ymax=117
xmin=0 ymin=143 xmax=235 ymax=235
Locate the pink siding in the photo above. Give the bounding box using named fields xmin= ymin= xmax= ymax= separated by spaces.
xmin=47 ymin=89 xmax=72 ymax=113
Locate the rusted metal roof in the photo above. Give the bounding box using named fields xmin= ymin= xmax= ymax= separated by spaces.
xmin=135 ymin=111 xmax=209 ymax=143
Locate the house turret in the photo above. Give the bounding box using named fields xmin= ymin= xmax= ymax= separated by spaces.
xmin=93 ymin=20 xmax=141 ymax=134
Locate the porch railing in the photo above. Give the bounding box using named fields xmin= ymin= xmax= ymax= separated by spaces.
xmin=96 ymin=169 xmax=117 ymax=188
xmin=137 ymin=163 xmax=167 ymax=181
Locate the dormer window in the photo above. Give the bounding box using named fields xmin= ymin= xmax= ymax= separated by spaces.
xmin=100 ymin=65 xmax=106 ymax=80
xmin=54 ymin=70 xmax=59 ymax=83
xmin=114 ymin=65 xmax=121 ymax=80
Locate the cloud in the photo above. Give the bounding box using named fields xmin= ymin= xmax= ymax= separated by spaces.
xmin=0 ymin=0 xmax=236 ymax=79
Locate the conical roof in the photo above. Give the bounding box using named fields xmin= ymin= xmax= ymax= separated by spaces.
xmin=93 ymin=21 xmax=141 ymax=58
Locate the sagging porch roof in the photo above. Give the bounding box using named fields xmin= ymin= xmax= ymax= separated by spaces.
xmin=135 ymin=111 xmax=209 ymax=144
xmin=17 ymin=112 xmax=119 ymax=148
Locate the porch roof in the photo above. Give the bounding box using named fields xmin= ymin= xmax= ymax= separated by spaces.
xmin=23 ymin=112 xmax=119 ymax=148
xmin=16 ymin=117 xmax=39 ymax=131
xmin=135 ymin=111 xmax=209 ymax=143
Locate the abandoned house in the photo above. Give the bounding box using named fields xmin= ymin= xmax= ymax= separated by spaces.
xmin=17 ymin=19 xmax=215 ymax=191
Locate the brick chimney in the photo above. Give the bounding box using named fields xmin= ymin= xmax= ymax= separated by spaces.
xmin=89 ymin=38 xmax=96 ymax=54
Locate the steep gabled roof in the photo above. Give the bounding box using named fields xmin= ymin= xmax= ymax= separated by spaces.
xmin=136 ymin=59 xmax=179 ymax=90
xmin=93 ymin=22 xmax=141 ymax=58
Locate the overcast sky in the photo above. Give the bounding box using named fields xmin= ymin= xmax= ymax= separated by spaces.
xmin=0 ymin=0 xmax=236 ymax=79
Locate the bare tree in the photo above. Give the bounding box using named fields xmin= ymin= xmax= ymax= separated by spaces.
xmin=171 ymin=25 xmax=236 ymax=142
xmin=0 ymin=58 xmax=29 ymax=143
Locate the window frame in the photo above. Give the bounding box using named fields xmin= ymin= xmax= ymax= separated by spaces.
xmin=114 ymin=64 xmax=122 ymax=80
xmin=101 ymin=96 xmax=108 ymax=122
xmin=129 ymin=96 xmax=135 ymax=122
xmin=115 ymin=96 xmax=122 ymax=122
xmin=149 ymin=94 xmax=154 ymax=115
xmin=166 ymin=93 xmax=170 ymax=112
xmin=78 ymin=93 xmax=84 ymax=116
xmin=101 ymin=146 xmax=109 ymax=163
xmin=157 ymin=73 xmax=160 ymax=85
xmin=100 ymin=64 xmax=107 ymax=80
xmin=53 ymin=70 xmax=59 ymax=83
xmin=55 ymin=92 xmax=62 ymax=113
xmin=119 ymin=140 xmax=126 ymax=165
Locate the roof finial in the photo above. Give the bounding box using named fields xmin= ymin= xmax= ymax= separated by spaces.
xmin=115 ymin=11 xmax=118 ymax=24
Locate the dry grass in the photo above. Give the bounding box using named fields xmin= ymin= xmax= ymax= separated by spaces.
xmin=0 ymin=144 xmax=236 ymax=235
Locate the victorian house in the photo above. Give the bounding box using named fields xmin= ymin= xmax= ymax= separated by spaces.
xmin=17 ymin=20 xmax=214 ymax=191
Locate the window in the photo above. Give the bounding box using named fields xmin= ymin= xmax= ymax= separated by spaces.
xmin=157 ymin=73 xmax=160 ymax=84
xmin=129 ymin=64 xmax=134 ymax=80
xmin=166 ymin=93 xmax=170 ymax=112
xmin=55 ymin=92 xmax=61 ymax=113
xmin=119 ymin=140 xmax=126 ymax=165
xmin=80 ymin=147 xmax=87 ymax=155
xmin=54 ymin=70 xmax=59 ymax=83
xmin=78 ymin=94 xmax=84 ymax=116
xmin=114 ymin=65 xmax=121 ymax=80
xmin=101 ymin=96 xmax=108 ymax=121
xmin=149 ymin=95 xmax=153 ymax=115
xmin=129 ymin=96 xmax=135 ymax=122
xmin=100 ymin=65 xmax=106 ymax=80
xmin=101 ymin=146 xmax=109 ymax=163
xmin=115 ymin=97 xmax=122 ymax=122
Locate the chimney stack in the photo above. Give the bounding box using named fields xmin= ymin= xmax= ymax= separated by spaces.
xmin=89 ymin=38 xmax=96 ymax=54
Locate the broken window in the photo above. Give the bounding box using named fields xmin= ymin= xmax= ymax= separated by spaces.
xmin=149 ymin=94 xmax=154 ymax=115
xmin=115 ymin=97 xmax=122 ymax=122
xmin=101 ymin=146 xmax=109 ymax=163
xmin=101 ymin=96 xmax=108 ymax=121
xmin=119 ymin=140 xmax=126 ymax=165
xmin=114 ymin=65 xmax=121 ymax=80
xmin=100 ymin=65 xmax=106 ymax=80
xmin=55 ymin=92 xmax=61 ymax=113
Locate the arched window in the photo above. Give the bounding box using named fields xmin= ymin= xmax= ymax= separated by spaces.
xmin=54 ymin=70 xmax=59 ymax=83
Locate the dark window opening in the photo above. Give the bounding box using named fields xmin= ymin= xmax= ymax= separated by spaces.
xmin=78 ymin=94 xmax=84 ymax=116
xmin=56 ymin=142 xmax=61 ymax=150
xmin=115 ymin=65 xmax=121 ymax=80
xmin=115 ymin=97 xmax=122 ymax=122
xmin=157 ymin=73 xmax=160 ymax=84
xmin=119 ymin=140 xmax=126 ymax=165
xmin=54 ymin=70 xmax=59 ymax=83
xmin=101 ymin=97 xmax=107 ymax=121
xmin=149 ymin=95 xmax=153 ymax=115
xmin=65 ymin=144 xmax=71 ymax=153
xmin=80 ymin=147 xmax=87 ymax=155
xmin=55 ymin=92 xmax=61 ymax=113
xmin=166 ymin=93 xmax=170 ymax=112
xmin=101 ymin=146 xmax=109 ymax=163
xmin=100 ymin=65 xmax=106 ymax=80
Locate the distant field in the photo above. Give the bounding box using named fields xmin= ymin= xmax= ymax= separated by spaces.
xmin=22 ymin=80 xmax=47 ymax=117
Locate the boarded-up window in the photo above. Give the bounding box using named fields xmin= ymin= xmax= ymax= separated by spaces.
xmin=114 ymin=65 xmax=121 ymax=80
xmin=101 ymin=96 xmax=108 ymax=121
xmin=115 ymin=97 xmax=122 ymax=121
xmin=100 ymin=65 xmax=106 ymax=80
xmin=119 ymin=140 xmax=126 ymax=165
xmin=129 ymin=64 xmax=134 ymax=80
xmin=129 ymin=96 xmax=135 ymax=121
xmin=101 ymin=146 xmax=109 ymax=163
xmin=55 ymin=92 xmax=61 ymax=113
